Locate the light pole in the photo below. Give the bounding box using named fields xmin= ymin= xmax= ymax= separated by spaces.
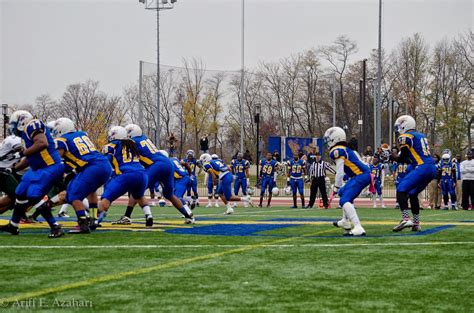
xmin=375 ymin=0 xmax=383 ymax=148
xmin=2 ymin=104 xmax=8 ymax=139
xmin=139 ymin=0 xmax=178 ymax=148
xmin=332 ymin=77 xmax=336 ymax=127
xmin=240 ymin=0 xmax=245 ymax=153
xmin=254 ymin=102 xmax=261 ymax=177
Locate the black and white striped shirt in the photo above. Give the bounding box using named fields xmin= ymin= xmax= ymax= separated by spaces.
xmin=309 ymin=160 xmax=335 ymax=178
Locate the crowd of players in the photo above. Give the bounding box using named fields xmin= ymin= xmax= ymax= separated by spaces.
xmin=0 ymin=110 xmax=472 ymax=238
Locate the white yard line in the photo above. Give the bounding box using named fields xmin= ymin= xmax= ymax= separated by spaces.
xmin=1 ymin=242 xmax=473 ymax=249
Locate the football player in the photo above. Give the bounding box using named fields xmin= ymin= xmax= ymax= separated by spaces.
xmin=287 ymin=153 xmax=306 ymax=208
xmin=369 ymin=157 xmax=385 ymax=208
xmin=0 ymin=111 xmax=65 ymax=238
xmin=50 ymin=118 xmax=112 ymax=233
xmin=438 ymin=153 xmax=457 ymax=210
xmin=170 ymin=154 xmax=193 ymax=209
xmin=96 ymin=126 xmax=152 ymax=226
xmin=119 ymin=124 xmax=194 ymax=224
xmin=184 ymin=150 xmax=199 ymax=208
xmin=230 ymin=152 xmax=250 ymax=207
xmin=200 ymin=153 xmax=252 ymax=214
xmin=392 ymin=115 xmax=437 ymax=232
xmin=325 ymin=126 xmax=368 ymax=236
xmin=258 ymin=152 xmax=279 ymax=208
xmin=0 ymin=131 xmax=23 ymax=214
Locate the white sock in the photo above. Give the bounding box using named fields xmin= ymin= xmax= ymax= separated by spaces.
xmin=343 ymin=202 xmax=361 ymax=226
xmin=82 ymin=198 xmax=89 ymax=210
xmin=183 ymin=205 xmax=193 ymax=216
xmin=208 ymin=199 xmax=212 ymax=205
xmin=50 ymin=195 xmax=60 ymax=203
xmin=59 ymin=204 xmax=69 ymax=214
xmin=142 ymin=205 xmax=152 ymax=217
xmin=226 ymin=203 xmax=232 ymax=210
xmin=373 ymin=197 xmax=376 ymax=207
xmin=379 ymin=195 xmax=384 ymax=206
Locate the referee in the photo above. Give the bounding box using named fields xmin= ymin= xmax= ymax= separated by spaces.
xmin=307 ymin=152 xmax=335 ymax=208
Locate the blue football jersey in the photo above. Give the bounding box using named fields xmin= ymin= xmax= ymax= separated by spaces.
xmin=171 ymin=157 xmax=189 ymax=179
xmin=259 ymin=159 xmax=278 ymax=177
xmin=369 ymin=163 xmax=384 ymax=180
xmin=203 ymin=159 xmax=229 ymax=178
xmin=288 ymin=159 xmax=305 ymax=179
xmin=184 ymin=158 xmax=197 ymax=175
xmin=22 ymin=119 xmax=62 ymax=170
xmin=439 ymin=161 xmax=455 ymax=181
xmin=130 ymin=135 xmax=162 ymax=167
xmin=395 ymin=162 xmax=413 ymax=180
xmin=398 ymin=131 xmax=434 ymax=166
xmin=56 ymin=131 xmax=107 ymax=171
xmin=231 ymin=159 xmax=249 ymax=179
xmin=329 ymin=145 xmax=370 ymax=178
xmin=102 ymin=140 xmax=143 ymax=175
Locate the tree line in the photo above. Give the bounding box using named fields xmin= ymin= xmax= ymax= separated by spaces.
xmin=11 ymin=31 xmax=473 ymax=160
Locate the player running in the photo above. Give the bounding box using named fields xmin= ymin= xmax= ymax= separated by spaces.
xmin=392 ymin=115 xmax=437 ymax=232
xmin=325 ymin=126 xmax=369 ymax=236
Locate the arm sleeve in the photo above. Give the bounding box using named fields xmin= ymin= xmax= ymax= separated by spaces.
xmin=334 ymin=158 xmax=345 ymax=188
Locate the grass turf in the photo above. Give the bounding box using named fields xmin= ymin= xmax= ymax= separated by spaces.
xmin=0 ymin=205 xmax=473 ymax=312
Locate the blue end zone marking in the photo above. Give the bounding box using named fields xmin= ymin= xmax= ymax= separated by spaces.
xmin=166 ymin=224 xmax=297 ymax=236
xmin=265 ymin=218 xmax=335 ymax=222
xmin=165 ymin=224 xmax=456 ymax=238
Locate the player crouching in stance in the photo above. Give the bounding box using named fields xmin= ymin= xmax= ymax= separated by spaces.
xmin=325 ymin=127 xmax=368 ymax=236
xmin=0 ymin=111 xmax=65 ymax=238
xmin=53 ymin=118 xmax=112 ymax=233
xmin=96 ymin=126 xmax=152 ymax=227
xmin=200 ymin=153 xmax=252 ymax=214
xmin=117 ymin=124 xmax=194 ymax=225
xmin=392 ymin=115 xmax=437 ymax=232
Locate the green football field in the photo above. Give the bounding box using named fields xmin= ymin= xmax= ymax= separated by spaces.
xmin=0 ymin=205 xmax=473 ymax=312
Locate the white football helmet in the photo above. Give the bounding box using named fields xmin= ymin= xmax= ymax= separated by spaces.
xmin=158 ymin=150 xmax=169 ymax=158
xmin=53 ymin=118 xmax=76 ymax=137
xmin=442 ymin=153 xmax=450 ymax=164
xmin=187 ymin=149 xmax=195 ymax=157
xmin=272 ymin=187 xmax=280 ymax=196
xmin=211 ymin=154 xmax=219 ymax=159
xmin=9 ymin=110 xmax=33 ymax=133
xmin=284 ymin=186 xmax=292 ymax=195
xmin=394 ymin=115 xmax=416 ymax=135
xmin=46 ymin=121 xmax=56 ymax=131
xmin=125 ymin=124 xmax=142 ymax=138
xmin=323 ymin=127 xmax=346 ymax=148
xmin=200 ymin=153 xmax=212 ymax=164
xmin=107 ymin=126 xmax=127 ymax=141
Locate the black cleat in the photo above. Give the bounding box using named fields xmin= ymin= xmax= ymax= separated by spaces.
xmin=145 ymin=216 xmax=153 ymax=228
xmin=69 ymin=218 xmax=91 ymax=234
xmin=48 ymin=225 xmax=65 ymax=238
xmin=0 ymin=222 xmax=20 ymax=235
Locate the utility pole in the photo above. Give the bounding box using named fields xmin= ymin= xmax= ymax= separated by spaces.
xmin=375 ymin=0 xmax=383 ymax=148
xmin=240 ymin=0 xmax=245 ymax=153
xmin=139 ymin=0 xmax=178 ymax=148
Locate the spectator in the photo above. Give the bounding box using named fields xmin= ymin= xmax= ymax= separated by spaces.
xmin=243 ymin=149 xmax=253 ymax=163
xmin=460 ymin=150 xmax=474 ymax=210
xmin=306 ymin=146 xmax=318 ymax=166
xmin=273 ymin=151 xmax=281 ymax=162
xmin=200 ymin=134 xmax=209 ymax=153
xmin=428 ymin=154 xmax=442 ymax=209
xmin=168 ymin=133 xmax=177 ymax=157
xmin=454 ymin=154 xmax=462 ymax=207
xmin=364 ymin=145 xmax=374 ymax=157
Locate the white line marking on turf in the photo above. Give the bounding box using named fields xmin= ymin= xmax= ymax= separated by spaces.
xmin=1 ymin=242 xmax=473 ymax=249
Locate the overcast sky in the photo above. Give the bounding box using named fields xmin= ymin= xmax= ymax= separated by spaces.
xmin=1 ymin=0 xmax=472 ymax=105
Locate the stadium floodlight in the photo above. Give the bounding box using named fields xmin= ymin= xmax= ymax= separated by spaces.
xmin=139 ymin=0 xmax=178 ymax=148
